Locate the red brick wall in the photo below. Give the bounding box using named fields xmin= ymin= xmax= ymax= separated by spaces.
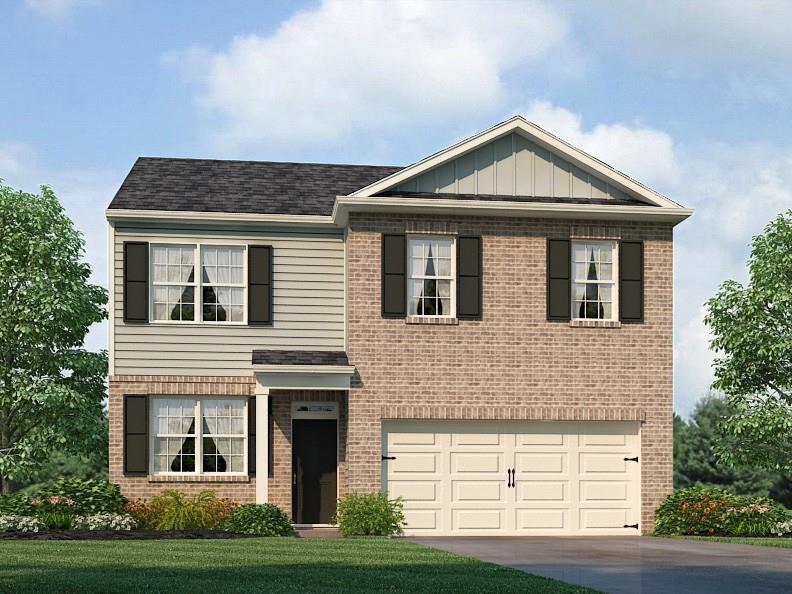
xmin=344 ymin=213 xmax=674 ymax=532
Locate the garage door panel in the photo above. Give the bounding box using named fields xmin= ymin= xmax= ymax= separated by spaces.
xmin=453 ymin=480 xmax=503 ymax=502
xmin=579 ymin=453 xmax=628 ymax=474
xmin=581 ymin=480 xmax=629 ymax=502
xmin=515 ymin=452 xmax=566 ymax=473
xmin=516 ymin=432 xmax=565 ymax=446
xmin=517 ymin=481 xmax=567 ymax=502
xmin=453 ymin=509 xmax=504 ymax=530
xmin=390 ymin=452 xmax=439 ymax=473
xmin=451 ymin=452 xmax=503 ymax=473
xmin=404 ymin=509 xmax=440 ymax=530
xmin=388 ymin=481 xmax=438 ymax=502
xmin=451 ymin=432 xmax=503 ymax=446
xmin=388 ymin=431 xmax=439 ymax=447
xmin=580 ymin=508 xmax=631 ymax=530
xmin=516 ymin=509 xmax=568 ymax=530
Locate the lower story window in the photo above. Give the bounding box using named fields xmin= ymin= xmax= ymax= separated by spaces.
xmin=151 ymin=398 xmax=246 ymax=475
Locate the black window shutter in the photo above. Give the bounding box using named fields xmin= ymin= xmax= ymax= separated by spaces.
xmin=248 ymin=396 xmax=256 ymax=476
xmin=123 ymin=242 xmax=148 ymax=323
xmin=457 ymin=236 xmax=482 ymax=320
xmin=381 ymin=234 xmax=406 ymax=318
xmin=249 ymin=246 xmax=273 ymax=325
xmin=620 ymin=241 xmax=644 ymax=323
xmin=547 ymin=239 xmax=571 ymax=321
xmin=124 ymin=395 xmax=148 ymax=475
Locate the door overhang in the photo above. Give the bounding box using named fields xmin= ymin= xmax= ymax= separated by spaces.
xmin=253 ymin=365 xmax=355 ymax=391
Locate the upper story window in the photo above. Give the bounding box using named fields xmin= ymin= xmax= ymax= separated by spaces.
xmin=150 ymin=397 xmax=246 ymax=475
xmin=150 ymin=244 xmax=246 ymax=323
xmin=407 ymin=236 xmax=455 ymax=317
xmin=572 ymin=241 xmax=617 ymax=320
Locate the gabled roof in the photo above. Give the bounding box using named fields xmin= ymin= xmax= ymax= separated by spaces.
xmin=107 ymin=157 xmax=401 ymax=216
xmin=350 ymin=116 xmax=683 ymax=209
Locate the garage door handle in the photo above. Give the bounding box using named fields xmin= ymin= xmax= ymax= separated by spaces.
xmin=382 ymin=455 xmax=396 ymax=461
xmin=624 ymin=456 xmax=639 ymax=462
xmin=507 ymin=468 xmax=513 ymax=488
xmin=624 ymin=523 xmax=639 ymax=530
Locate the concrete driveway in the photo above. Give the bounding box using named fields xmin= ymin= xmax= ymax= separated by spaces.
xmin=411 ymin=536 xmax=792 ymax=594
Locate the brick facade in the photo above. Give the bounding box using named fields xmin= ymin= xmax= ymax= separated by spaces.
xmin=344 ymin=213 xmax=674 ymax=533
xmin=109 ymin=376 xmax=345 ymax=516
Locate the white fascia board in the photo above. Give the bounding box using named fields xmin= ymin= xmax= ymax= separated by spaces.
xmin=254 ymin=370 xmax=352 ymax=391
xmin=252 ymin=365 xmax=356 ymax=375
xmin=106 ymin=208 xmax=337 ymax=228
xmin=333 ymin=196 xmax=693 ymax=226
xmin=349 ymin=116 xmax=684 ymax=210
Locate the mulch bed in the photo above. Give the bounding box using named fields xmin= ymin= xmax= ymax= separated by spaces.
xmin=0 ymin=530 xmax=260 ymax=541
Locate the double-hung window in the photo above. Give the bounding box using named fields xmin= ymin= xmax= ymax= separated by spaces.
xmin=407 ymin=236 xmax=455 ymax=317
xmin=572 ymin=241 xmax=617 ymax=320
xmin=151 ymin=398 xmax=246 ymax=475
xmin=150 ymin=244 xmax=246 ymax=323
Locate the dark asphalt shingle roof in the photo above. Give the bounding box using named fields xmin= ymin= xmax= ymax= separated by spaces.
xmin=108 ymin=157 xmax=402 ymax=216
xmin=252 ymin=350 xmax=349 ymax=366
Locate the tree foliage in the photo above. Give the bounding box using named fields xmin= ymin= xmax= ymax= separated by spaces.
xmin=0 ymin=182 xmax=107 ymax=493
xmin=705 ymin=210 xmax=792 ymax=472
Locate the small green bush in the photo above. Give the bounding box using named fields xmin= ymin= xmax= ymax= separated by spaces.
xmin=143 ymin=490 xmax=233 ymax=531
xmin=0 ymin=493 xmax=35 ymax=516
xmin=333 ymin=492 xmax=404 ymax=537
xmin=38 ymin=511 xmax=74 ymax=529
xmin=37 ymin=479 xmax=126 ymax=514
xmin=226 ymin=504 xmax=293 ymax=536
xmin=654 ymin=486 xmax=787 ymax=536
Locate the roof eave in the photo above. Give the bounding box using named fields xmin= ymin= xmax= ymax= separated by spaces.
xmin=105 ymin=208 xmax=337 ymax=228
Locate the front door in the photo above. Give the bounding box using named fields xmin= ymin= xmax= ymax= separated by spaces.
xmin=292 ymin=419 xmax=338 ymax=524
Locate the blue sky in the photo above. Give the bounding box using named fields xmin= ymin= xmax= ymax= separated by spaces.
xmin=2 ymin=0 xmax=791 ymax=414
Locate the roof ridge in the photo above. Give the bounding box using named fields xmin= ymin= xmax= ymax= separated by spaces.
xmin=135 ymin=156 xmax=403 ymax=169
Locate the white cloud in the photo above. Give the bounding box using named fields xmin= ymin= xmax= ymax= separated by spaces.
xmin=167 ymin=0 xmax=573 ymax=151
xmin=520 ymin=100 xmax=681 ymax=189
xmin=24 ymin=0 xmax=98 ymax=21
xmin=0 ymin=142 xmax=120 ymax=353
xmin=515 ymin=102 xmax=792 ymax=414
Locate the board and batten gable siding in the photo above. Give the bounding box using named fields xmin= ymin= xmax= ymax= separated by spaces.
xmin=111 ymin=225 xmax=345 ymax=376
xmin=396 ymin=132 xmax=634 ymax=201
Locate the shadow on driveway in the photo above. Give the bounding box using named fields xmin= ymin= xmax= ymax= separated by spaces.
xmin=411 ymin=536 xmax=792 ymax=594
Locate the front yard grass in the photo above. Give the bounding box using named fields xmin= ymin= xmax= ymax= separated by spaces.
xmin=0 ymin=537 xmax=597 ymax=593
xmin=660 ymin=535 xmax=792 ymax=549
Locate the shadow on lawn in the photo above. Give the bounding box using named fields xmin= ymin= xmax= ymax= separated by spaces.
xmin=0 ymin=562 xmax=586 ymax=594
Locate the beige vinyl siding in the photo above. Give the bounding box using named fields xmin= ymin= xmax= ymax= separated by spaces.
xmin=396 ymin=132 xmax=633 ymax=201
xmin=112 ymin=225 xmax=345 ymax=376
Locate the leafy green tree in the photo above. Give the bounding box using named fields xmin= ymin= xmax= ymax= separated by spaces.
xmin=705 ymin=210 xmax=792 ymax=472
xmin=0 ymin=182 xmax=107 ymax=494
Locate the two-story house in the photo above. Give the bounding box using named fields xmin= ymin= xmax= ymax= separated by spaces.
xmin=106 ymin=117 xmax=692 ymax=535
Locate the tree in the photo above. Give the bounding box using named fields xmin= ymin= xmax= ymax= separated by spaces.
xmin=705 ymin=209 xmax=792 ymax=472
xmin=0 ymin=182 xmax=108 ymax=494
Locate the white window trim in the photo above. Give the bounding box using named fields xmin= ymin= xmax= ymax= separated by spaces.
xmin=149 ymin=396 xmax=248 ymax=477
xmin=149 ymin=242 xmax=248 ymax=325
xmin=406 ymin=234 xmax=456 ymax=319
xmin=571 ymin=240 xmax=618 ymax=321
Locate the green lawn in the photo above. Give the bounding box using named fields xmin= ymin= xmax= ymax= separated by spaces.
xmin=661 ymin=536 xmax=792 ymax=549
xmin=0 ymin=537 xmax=597 ymax=593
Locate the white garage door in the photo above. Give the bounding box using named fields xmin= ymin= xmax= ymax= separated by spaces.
xmin=382 ymin=420 xmax=640 ymax=536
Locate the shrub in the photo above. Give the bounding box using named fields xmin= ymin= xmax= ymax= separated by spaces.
xmin=225 ymin=504 xmax=293 ymax=536
xmin=332 ymin=492 xmax=404 ymax=537
xmin=128 ymin=490 xmax=236 ymax=531
xmin=71 ymin=513 xmax=136 ymax=531
xmin=0 ymin=493 xmax=35 ymax=516
xmin=37 ymin=479 xmax=126 ymax=514
xmin=774 ymin=519 xmax=792 ymax=536
xmin=38 ymin=511 xmax=74 ymax=529
xmin=0 ymin=515 xmax=43 ymax=533
xmin=654 ymin=486 xmax=787 ymax=536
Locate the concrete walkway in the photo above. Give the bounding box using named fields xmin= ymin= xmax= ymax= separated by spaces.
xmin=411 ymin=536 xmax=792 ymax=594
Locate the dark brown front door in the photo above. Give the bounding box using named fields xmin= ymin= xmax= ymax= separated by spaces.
xmin=292 ymin=419 xmax=337 ymax=524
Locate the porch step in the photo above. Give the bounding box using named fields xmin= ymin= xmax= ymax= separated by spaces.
xmin=294 ymin=526 xmax=341 ymax=539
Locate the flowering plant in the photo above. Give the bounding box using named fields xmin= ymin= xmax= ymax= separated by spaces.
xmin=774 ymin=520 xmax=792 ymax=536
xmin=71 ymin=513 xmax=136 ymax=531
xmin=0 ymin=515 xmax=43 ymax=533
